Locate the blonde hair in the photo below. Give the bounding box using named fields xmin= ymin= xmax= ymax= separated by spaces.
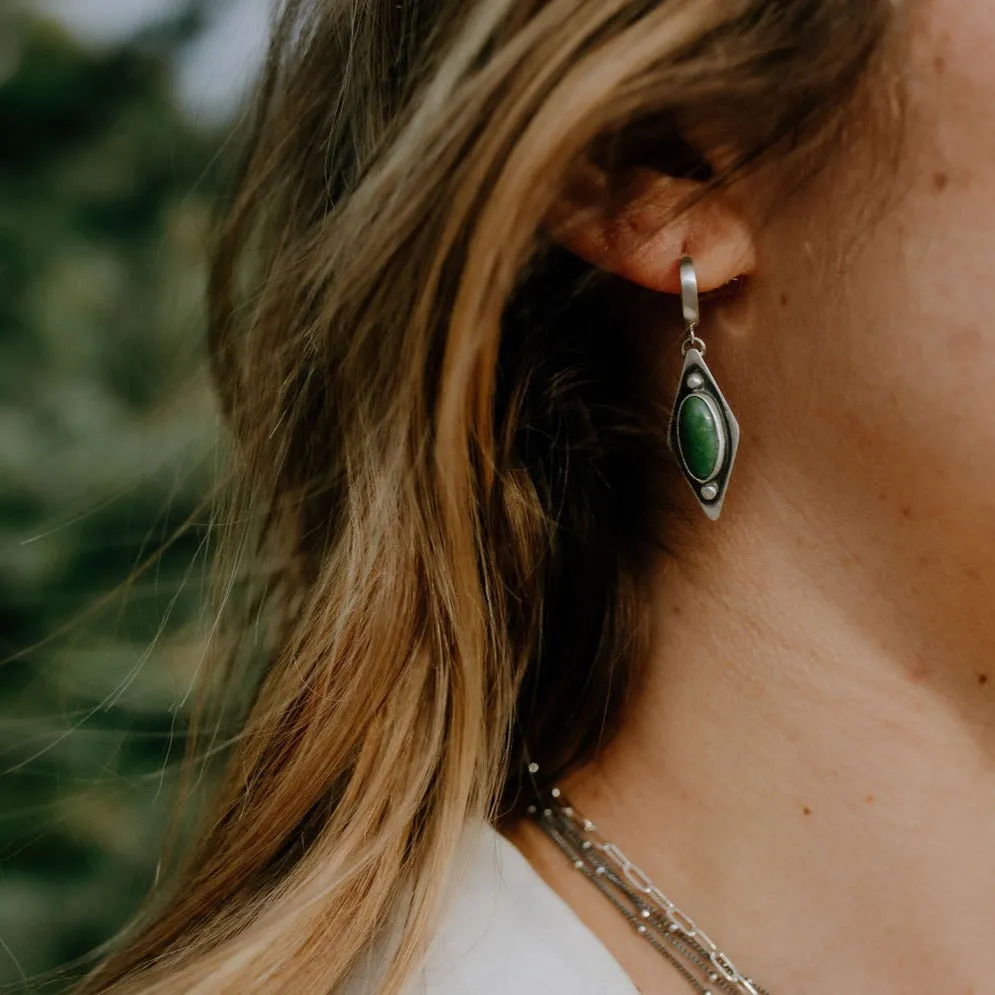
xmin=83 ymin=0 xmax=891 ymax=992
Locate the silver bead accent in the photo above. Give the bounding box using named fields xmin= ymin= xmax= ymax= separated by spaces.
xmin=527 ymin=762 xmax=539 ymax=774
xmin=701 ymin=483 xmax=719 ymax=500
xmin=574 ymin=859 xmax=584 ymax=869
xmin=581 ymin=840 xmax=592 ymax=850
xmin=708 ymin=973 xmax=719 ymax=982
xmin=686 ymin=372 xmax=704 ymax=389
xmin=550 ymin=787 xmax=561 ymax=798
xmin=640 ymin=909 xmax=651 ymax=919
xmin=595 ymin=865 xmax=606 ymax=876
xmin=638 ymin=924 xmax=647 ymax=934
xmin=526 ymin=805 xmax=536 ymax=814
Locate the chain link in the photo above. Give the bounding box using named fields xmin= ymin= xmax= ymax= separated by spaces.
xmin=529 ymin=788 xmax=772 ymax=995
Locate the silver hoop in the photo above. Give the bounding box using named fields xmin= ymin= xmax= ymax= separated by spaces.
xmin=679 ymin=255 xmax=706 ymax=356
xmin=679 ymin=255 xmax=699 ymax=327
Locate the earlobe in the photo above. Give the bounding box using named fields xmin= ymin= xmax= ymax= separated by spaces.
xmin=544 ymin=158 xmax=756 ymax=294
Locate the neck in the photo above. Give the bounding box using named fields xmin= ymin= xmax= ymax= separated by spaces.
xmin=530 ymin=465 xmax=995 ymax=994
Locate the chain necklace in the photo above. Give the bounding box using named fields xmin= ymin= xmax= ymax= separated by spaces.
xmin=528 ymin=786 xmax=772 ymax=995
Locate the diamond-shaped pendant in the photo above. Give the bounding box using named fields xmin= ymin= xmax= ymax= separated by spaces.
xmin=666 ymin=347 xmax=740 ymax=521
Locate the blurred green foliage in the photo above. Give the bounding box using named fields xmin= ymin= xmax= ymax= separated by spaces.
xmin=0 ymin=7 xmax=225 ymax=989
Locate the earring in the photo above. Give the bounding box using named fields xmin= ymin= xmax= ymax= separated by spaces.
xmin=666 ymin=255 xmax=740 ymax=521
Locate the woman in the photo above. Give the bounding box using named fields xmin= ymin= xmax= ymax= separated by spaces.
xmin=82 ymin=0 xmax=995 ymax=992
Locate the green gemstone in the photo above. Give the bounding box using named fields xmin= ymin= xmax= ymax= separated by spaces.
xmin=678 ymin=393 xmax=722 ymax=481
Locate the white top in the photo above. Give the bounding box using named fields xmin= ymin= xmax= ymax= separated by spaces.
xmin=388 ymin=822 xmax=641 ymax=995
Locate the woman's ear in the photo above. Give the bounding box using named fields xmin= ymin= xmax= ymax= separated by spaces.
xmin=544 ymin=157 xmax=756 ymax=293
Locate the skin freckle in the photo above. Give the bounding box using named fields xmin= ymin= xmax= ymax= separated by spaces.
xmin=901 ymin=504 xmax=913 ymax=519
xmin=865 ymin=795 xmax=874 ymax=804
xmin=802 ymin=806 xmax=812 ymax=816
xmin=979 ymin=674 xmax=988 ymax=685
xmin=780 ymin=292 xmax=788 ymax=306
xmin=933 ymin=54 xmax=946 ymax=74
xmin=933 ymin=171 xmax=949 ymax=192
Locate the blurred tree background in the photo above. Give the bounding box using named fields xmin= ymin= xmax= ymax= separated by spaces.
xmin=0 ymin=3 xmax=232 ymax=988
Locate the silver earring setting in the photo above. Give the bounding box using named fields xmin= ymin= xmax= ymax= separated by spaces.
xmin=666 ymin=255 xmax=740 ymax=521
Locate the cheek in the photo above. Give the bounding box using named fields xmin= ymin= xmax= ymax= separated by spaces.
xmin=891 ymin=0 xmax=995 ymax=356
xmin=812 ymin=0 xmax=995 ymax=506
xmin=740 ymin=3 xmax=995 ymax=542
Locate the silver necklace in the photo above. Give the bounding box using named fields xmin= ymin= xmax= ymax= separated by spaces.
xmin=528 ymin=787 xmax=772 ymax=995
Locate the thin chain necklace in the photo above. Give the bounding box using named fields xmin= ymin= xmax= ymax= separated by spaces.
xmin=528 ymin=786 xmax=772 ymax=995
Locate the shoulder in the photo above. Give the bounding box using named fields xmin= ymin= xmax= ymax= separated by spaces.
xmin=404 ymin=821 xmax=636 ymax=995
